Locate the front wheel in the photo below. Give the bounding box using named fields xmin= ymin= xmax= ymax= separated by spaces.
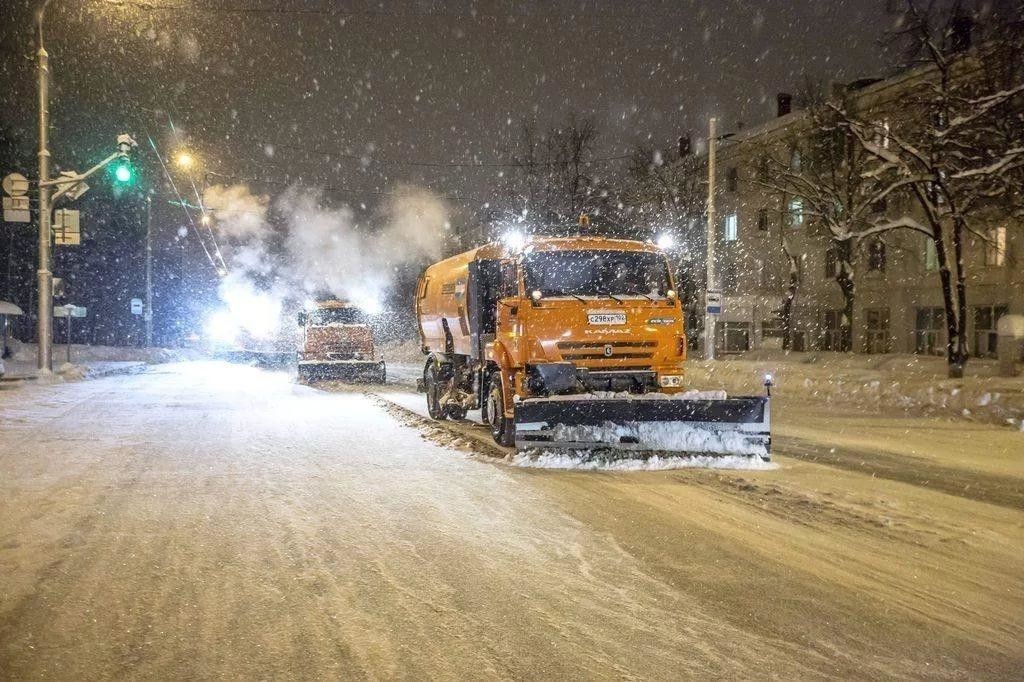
xmin=486 ymin=373 xmax=515 ymax=447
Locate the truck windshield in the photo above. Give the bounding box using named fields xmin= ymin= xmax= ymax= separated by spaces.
xmin=307 ymin=308 xmax=364 ymax=325
xmin=523 ymin=250 xmax=672 ymax=298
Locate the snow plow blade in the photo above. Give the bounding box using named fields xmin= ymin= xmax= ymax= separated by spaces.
xmin=514 ymin=395 xmax=771 ymax=460
xmin=297 ymin=360 xmax=386 ymax=384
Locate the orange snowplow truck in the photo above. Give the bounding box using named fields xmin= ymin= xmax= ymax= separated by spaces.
xmin=415 ymin=235 xmax=771 ymax=458
xmin=297 ymin=300 xmax=386 ymax=384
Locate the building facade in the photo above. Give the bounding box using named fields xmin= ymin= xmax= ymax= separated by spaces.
xmin=691 ymin=65 xmax=1022 ymax=357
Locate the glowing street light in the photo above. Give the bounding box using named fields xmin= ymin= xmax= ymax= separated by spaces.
xmin=175 ymin=150 xmax=195 ymax=170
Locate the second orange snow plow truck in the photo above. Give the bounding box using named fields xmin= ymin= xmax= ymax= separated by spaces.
xmin=297 ymin=300 xmax=386 ymax=384
xmin=415 ymin=235 xmax=771 ymax=459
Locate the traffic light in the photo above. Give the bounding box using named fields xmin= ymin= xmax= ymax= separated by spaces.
xmin=111 ymin=157 xmax=135 ymax=185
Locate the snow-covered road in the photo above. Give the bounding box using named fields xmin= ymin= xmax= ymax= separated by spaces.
xmin=1 ymin=362 xmax=1022 ymax=678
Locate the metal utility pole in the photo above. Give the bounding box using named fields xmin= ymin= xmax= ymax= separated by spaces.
xmin=704 ymin=117 xmax=718 ymax=361
xmin=36 ymin=0 xmax=54 ymax=372
xmin=144 ymin=192 xmax=153 ymax=347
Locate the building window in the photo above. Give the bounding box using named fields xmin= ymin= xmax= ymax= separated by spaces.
xmin=825 ymin=247 xmax=839 ymax=279
xmin=867 ymin=239 xmax=886 ymax=271
xmin=787 ymin=198 xmax=804 ymax=227
xmin=719 ymin=322 xmax=751 ymax=353
xmin=755 ymin=259 xmax=772 ymax=288
xmin=974 ymin=305 xmax=1008 ymax=357
xmin=924 ymin=238 xmax=939 ymax=272
xmin=757 ymin=208 xmax=769 ymax=231
xmin=915 ymin=307 xmax=945 ymax=355
xmin=873 ymin=119 xmax=891 ymax=149
xmin=821 ymin=309 xmax=845 ymax=351
xmin=864 ymin=308 xmax=891 ymax=354
xmin=757 ymin=157 xmax=770 ymax=182
xmin=985 ymin=226 xmax=1006 ymax=266
xmin=789 ymin=147 xmax=801 ymax=172
xmin=726 ymin=166 xmax=739 ymax=192
xmin=724 ymin=213 xmax=738 ymax=241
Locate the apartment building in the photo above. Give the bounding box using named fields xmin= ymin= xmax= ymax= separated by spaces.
xmin=697 ymin=66 xmax=1022 ymax=357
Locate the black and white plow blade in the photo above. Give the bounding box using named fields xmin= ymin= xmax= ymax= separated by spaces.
xmin=513 ymin=396 xmax=771 ymax=460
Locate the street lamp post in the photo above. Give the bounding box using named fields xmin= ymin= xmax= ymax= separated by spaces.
xmin=704 ymin=117 xmax=718 ymax=361
xmin=36 ymin=0 xmax=54 ymax=371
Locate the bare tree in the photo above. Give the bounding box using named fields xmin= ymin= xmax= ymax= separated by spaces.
xmin=501 ymin=113 xmax=607 ymax=226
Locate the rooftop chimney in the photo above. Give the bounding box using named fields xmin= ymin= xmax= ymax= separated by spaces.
xmin=777 ymin=92 xmax=792 ymax=117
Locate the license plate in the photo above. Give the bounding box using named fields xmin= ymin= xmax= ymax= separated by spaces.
xmin=588 ymin=312 xmax=626 ymax=325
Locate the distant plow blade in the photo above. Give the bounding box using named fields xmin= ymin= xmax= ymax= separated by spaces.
xmin=514 ymin=396 xmax=771 ymax=460
xmin=298 ymin=360 xmax=386 ymax=384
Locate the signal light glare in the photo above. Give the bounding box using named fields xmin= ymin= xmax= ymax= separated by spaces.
xmin=113 ymin=160 xmax=134 ymax=184
xmin=656 ymin=233 xmax=674 ymax=250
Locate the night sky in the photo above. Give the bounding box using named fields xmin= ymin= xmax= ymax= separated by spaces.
xmin=0 ymin=0 xmax=900 ymax=343
xmin=1 ymin=0 xmax=898 ymax=208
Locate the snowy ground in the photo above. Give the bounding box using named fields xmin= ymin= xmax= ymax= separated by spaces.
xmin=1 ymin=361 xmax=1021 ymax=678
xmin=1 ymin=341 xmax=201 ymax=382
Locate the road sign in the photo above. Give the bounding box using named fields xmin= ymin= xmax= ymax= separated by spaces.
xmin=54 ymin=305 xmax=86 ymax=318
xmin=56 ymin=171 xmax=89 ymax=201
xmin=2 ymin=173 xmax=28 ymax=196
xmin=706 ymin=290 xmax=723 ymax=315
xmin=3 ymin=195 xmax=30 ymax=223
xmin=54 ymin=209 xmax=81 ymax=246
xmin=131 ymin=298 xmax=144 ymax=315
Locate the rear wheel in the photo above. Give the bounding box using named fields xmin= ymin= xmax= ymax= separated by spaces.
xmin=425 ymin=360 xmax=444 ymax=420
xmin=486 ymin=373 xmax=515 ymax=447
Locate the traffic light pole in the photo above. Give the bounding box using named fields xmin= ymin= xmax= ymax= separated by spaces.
xmin=145 ymin=193 xmax=153 ymax=347
xmin=36 ymin=1 xmax=53 ymax=372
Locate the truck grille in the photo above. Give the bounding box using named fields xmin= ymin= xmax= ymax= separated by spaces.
xmin=557 ymin=341 xmax=656 ymax=362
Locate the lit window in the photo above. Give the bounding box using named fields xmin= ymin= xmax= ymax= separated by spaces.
xmin=985 ymin=226 xmax=1006 ymax=266
xmin=788 ymin=198 xmax=804 ymax=227
xmin=924 ymin=238 xmax=938 ymax=271
xmin=724 ymin=214 xmax=738 ymax=241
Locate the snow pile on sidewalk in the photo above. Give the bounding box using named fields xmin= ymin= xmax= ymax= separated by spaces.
xmin=510 ymin=450 xmax=776 ymax=471
xmin=688 ymin=351 xmax=1024 ymax=426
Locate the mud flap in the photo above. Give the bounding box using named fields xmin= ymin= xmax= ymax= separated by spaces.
xmin=298 ymin=360 xmax=387 ymax=384
xmin=514 ymin=396 xmax=771 ymax=460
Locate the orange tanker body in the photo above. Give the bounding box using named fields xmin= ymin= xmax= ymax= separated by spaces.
xmin=414 ymin=233 xmax=771 ymax=458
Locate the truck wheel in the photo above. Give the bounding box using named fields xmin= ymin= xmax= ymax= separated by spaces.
xmin=446 ymin=405 xmax=467 ymax=420
xmin=486 ymin=374 xmax=515 ymax=447
xmin=425 ymin=361 xmax=445 ymax=420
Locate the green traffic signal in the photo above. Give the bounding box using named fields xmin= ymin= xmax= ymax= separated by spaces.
xmin=111 ymin=158 xmax=135 ymax=185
